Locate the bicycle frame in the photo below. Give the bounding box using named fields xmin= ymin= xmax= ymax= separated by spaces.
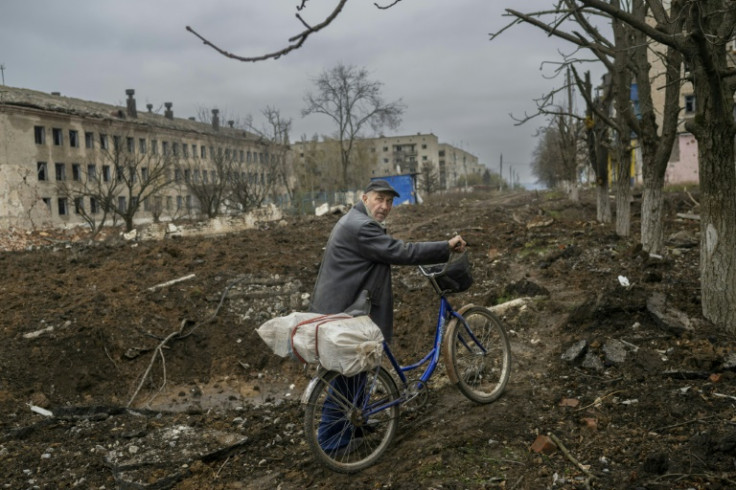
xmin=384 ymin=295 xmax=462 ymax=388
xmin=351 ymin=294 xmax=467 ymax=418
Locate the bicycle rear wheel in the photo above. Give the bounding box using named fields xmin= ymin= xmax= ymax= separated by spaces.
xmin=447 ymin=306 xmax=511 ymax=404
xmin=303 ymin=367 xmax=399 ymax=473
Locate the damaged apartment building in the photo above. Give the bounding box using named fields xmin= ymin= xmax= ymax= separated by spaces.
xmin=0 ymin=85 xmax=291 ymax=231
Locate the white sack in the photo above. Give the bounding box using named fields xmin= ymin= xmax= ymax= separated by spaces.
xmin=256 ymin=312 xmax=384 ymax=376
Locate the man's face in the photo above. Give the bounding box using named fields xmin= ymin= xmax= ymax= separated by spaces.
xmin=363 ymin=191 xmax=394 ymax=222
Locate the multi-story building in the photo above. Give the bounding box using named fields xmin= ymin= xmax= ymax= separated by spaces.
xmin=292 ymin=133 xmax=484 ymax=193
xmin=0 ymin=85 xmax=289 ymax=231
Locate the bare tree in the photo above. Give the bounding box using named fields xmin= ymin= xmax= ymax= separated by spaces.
xmin=183 ymin=145 xmax=233 ymax=219
xmin=226 ymin=149 xmax=274 ymax=214
xmin=302 ymin=63 xmax=404 ymax=189
xmin=418 ymin=160 xmax=441 ymax=196
xmin=247 ymin=106 xmax=295 ymax=206
xmin=62 ymin=135 xmax=173 ymax=233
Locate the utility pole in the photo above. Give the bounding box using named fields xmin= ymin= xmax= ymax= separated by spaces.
xmin=499 ymin=153 xmax=503 ymax=191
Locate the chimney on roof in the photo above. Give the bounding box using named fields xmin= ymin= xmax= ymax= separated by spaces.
xmin=228 ymin=120 xmax=234 ymax=128
xmin=147 ymin=103 xmax=153 ymax=112
xmin=212 ymin=109 xmax=220 ymax=130
xmin=125 ymin=89 xmax=137 ymax=118
xmin=164 ymin=102 xmax=174 ymax=119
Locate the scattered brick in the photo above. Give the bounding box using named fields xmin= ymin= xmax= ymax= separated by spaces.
xmin=530 ymin=434 xmax=557 ymax=454
xmin=559 ymin=397 xmax=580 ymax=408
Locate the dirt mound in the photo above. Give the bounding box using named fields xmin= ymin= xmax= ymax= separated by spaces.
xmin=2 ymin=189 xmax=735 ymax=489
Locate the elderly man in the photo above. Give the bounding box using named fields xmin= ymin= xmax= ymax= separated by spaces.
xmin=310 ymin=179 xmax=466 ymax=342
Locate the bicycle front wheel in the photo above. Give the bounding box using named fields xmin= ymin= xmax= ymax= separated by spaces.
xmin=446 ymin=306 xmax=511 ymax=404
xmin=303 ymin=367 xmax=400 ymax=473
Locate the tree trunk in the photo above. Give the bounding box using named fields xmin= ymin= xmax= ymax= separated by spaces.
xmin=698 ymin=126 xmax=736 ymax=330
xmin=614 ymin=174 xmax=631 ymax=237
xmin=640 ymin=182 xmax=665 ymax=255
xmin=596 ymin=181 xmax=611 ymax=223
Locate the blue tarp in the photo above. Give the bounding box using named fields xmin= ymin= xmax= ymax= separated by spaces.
xmin=371 ymin=174 xmax=416 ymax=205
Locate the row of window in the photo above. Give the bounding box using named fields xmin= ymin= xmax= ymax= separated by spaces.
xmin=33 ymin=126 xmax=276 ymax=164
xmin=36 ymin=161 xmax=268 ymax=185
xmin=43 ymin=194 xmax=197 ymax=217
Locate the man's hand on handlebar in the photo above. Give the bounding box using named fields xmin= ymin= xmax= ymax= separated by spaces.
xmin=449 ymin=235 xmax=467 ymax=253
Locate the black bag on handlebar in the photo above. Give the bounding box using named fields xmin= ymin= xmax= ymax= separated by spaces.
xmin=430 ymin=252 xmax=473 ymax=293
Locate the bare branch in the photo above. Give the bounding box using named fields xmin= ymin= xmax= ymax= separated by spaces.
xmin=375 ymin=0 xmax=403 ymax=9
xmin=186 ymin=0 xmax=349 ymax=62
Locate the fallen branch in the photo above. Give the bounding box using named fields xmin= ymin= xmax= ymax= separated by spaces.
xmin=650 ymin=415 xmax=716 ymax=433
xmin=147 ymin=273 xmax=196 ymax=291
xmin=548 ymin=432 xmax=595 ymax=480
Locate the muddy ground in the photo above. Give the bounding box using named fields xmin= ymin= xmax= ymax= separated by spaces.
xmin=1 ymin=188 xmax=735 ymax=489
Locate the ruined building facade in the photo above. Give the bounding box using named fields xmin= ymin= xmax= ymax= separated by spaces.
xmin=0 ymin=86 xmax=290 ymax=231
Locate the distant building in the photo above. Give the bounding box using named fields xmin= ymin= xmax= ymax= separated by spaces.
xmin=0 ymin=85 xmax=289 ymax=231
xmin=292 ymin=133 xmax=484 ymax=193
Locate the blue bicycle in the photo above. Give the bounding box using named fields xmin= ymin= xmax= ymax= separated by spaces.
xmin=301 ymin=254 xmax=512 ymax=473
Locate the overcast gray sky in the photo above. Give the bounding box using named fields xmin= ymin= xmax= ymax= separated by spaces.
xmin=0 ymin=1 xmax=594 ymax=186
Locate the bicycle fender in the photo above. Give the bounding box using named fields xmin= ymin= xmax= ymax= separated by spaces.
xmin=442 ymin=303 xmax=475 ymax=385
xmin=301 ymin=375 xmax=322 ymax=405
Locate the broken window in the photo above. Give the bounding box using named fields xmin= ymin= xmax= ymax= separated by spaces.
xmin=58 ymin=197 xmax=68 ymax=216
xmin=85 ymin=132 xmax=94 ymax=149
xmin=37 ymin=162 xmax=48 ymax=181
xmin=52 ymin=128 xmax=63 ymax=146
xmin=100 ymin=134 xmax=109 ymax=150
xmin=42 ymin=197 xmax=52 ymax=211
xmin=55 ymin=163 xmax=66 ymax=181
xmin=34 ymin=126 xmax=46 ymax=145
xmin=69 ymin=130 xmax=79 ymax=148
xmin=102 ymin=165 xmax=111 ymax=182
xmin=72 ymin=163 xmax=81 ymax=181
xmin=74 ymin=197 xmax=84 ymax=214
xmin=684 ymin=94 xmax=696 ymax=114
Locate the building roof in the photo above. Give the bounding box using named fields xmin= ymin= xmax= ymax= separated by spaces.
xmin=0 ymin=85 xmax=257 ymax=141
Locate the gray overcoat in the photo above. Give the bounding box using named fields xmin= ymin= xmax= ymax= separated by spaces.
xmin=310 ymin=201 xmax=450 ymax=342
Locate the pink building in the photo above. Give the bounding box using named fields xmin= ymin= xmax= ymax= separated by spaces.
xmin=664 ymin=133 xmax=699 ymax=185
